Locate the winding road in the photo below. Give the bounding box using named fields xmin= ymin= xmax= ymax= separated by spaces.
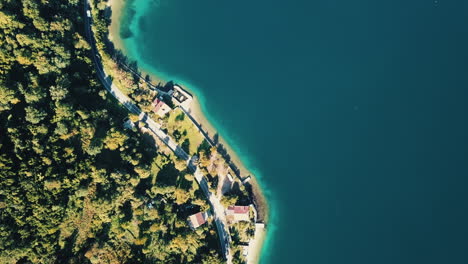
xmin=83 ymin=1 xmax=232 ymax=263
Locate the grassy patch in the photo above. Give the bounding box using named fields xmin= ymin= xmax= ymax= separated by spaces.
xmin=166 ymin=109 xmax=205 ymax=155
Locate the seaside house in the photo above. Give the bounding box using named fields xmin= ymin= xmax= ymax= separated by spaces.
xmin=226 ymin=205 xmax=251 ymax=223
xmin=152 ymin=97 xmax=171 ymax=117
xmin=157 ymin=82 xmax=193 ymax=108
xmin=172 ymin=85 xmax=192 ymax=107
xmin=188 ymin=212 xmax=208 ymax=229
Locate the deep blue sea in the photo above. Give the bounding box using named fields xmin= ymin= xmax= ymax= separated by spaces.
xmin=120 ymin=0 xmax=468 ymax=263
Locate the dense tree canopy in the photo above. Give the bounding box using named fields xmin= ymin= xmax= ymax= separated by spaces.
xmin=0 ymin=0 xmax=223 ymax=263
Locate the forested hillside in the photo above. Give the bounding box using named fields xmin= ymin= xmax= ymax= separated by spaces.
xmin=0 ymin=0 xmax=223 ymax=263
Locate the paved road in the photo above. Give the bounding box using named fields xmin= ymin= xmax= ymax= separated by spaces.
xmin=83 ymin=2 xmax=185 ymax=160
xmin=194 ymin=169 xmax=233 ymax=264
xmin=83 ymin=2 xmax=231 ymax=262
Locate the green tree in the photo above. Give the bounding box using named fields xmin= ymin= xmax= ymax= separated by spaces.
xmin=103 ymin=129 xmax=127 ymax=150
xmin=221 ymin=193 xmax=238 ymax=208
xmin=25 ymin=106 xmax=47 ymax=124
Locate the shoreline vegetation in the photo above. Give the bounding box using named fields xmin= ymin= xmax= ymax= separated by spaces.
xmin=106 ymin=0 xmax=270 ymax=262
xmin=0 ymin=0 xmax=270 ymax=262
xmin=108 ymin=0 xmax=268 ymax=217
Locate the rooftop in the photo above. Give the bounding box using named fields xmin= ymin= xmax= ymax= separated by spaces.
xmin=227 ymin=205 xmax=250 ymax=215
xmin=152 ymin=97 xmax=172 ymax=116
xmin=188 ymin=212 xmax=207 ymax=229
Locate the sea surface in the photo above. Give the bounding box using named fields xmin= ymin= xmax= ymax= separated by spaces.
xmin=119 ymin=0 xmax=468 ymax=263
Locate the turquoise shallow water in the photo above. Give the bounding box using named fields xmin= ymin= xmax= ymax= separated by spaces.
xmin=120 ymin=0 xmax=468 ymax=263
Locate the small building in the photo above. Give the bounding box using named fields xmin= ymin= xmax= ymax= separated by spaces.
xmin=152 ymin=97 xmax=171 ymax=117
xmin=123 ymin=118 xmax=135 ymax=129
xmin=241 ymin=244 xmax=249 ymax=257
xmin=157 ymin=82 xmax=193 ymax=108
xmin=188 ymin=212 xmax=208 ymax=229
xmin=241 ymin=176 xmax=251 ymax=185
xmin=226 ymin=205 xmax=251 ymax=223
xmin=227 ymin=173 xmax=234 ymax=182
xmin=172 ymin=85 xmax=192 ymax=104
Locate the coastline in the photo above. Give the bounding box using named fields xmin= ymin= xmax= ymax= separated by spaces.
xmin=108 ymin=0 xmax=272 ymax=261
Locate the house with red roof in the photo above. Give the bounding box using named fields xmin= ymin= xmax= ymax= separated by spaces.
xmin=226 ymin=205 xmax=251 ymax=223
xmin=152 ymin=97 xmax=171 ymax=117
xmin=188 ymin=212 xmax=208 ymax=229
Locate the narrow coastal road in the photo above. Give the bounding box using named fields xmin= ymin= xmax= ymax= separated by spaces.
xmin=83 ymin=2 xmax=231 ymax=262
xmin=195 ymin=168 xmax=233 ymax=264
xmin=82 ymin=1 xmax=185 ymax=160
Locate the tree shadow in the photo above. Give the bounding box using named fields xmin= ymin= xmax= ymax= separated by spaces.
xmin=213 ymin=133 xmax=219 ymax=145
xmin=228 ymin=182 xmax=250 ymax=205
xmin=96 ymin=222 xmax=111 ymax=246
xmin=120 ymin=200 xmax=133 ymax=222
xmin=135 ymin=176 xmax=152 ymax=197
xmin=197 ymin=139 xmax=212 ymax=155
xmin=55 ymin=230 xmax=79 ymax=262
xmin=139 ymin=131 xmax=158 ymax=161
xmin=181 ymin=138 xmax=190 ymax=154
xmin=156 ymin=163 xmax=179 ymax=187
